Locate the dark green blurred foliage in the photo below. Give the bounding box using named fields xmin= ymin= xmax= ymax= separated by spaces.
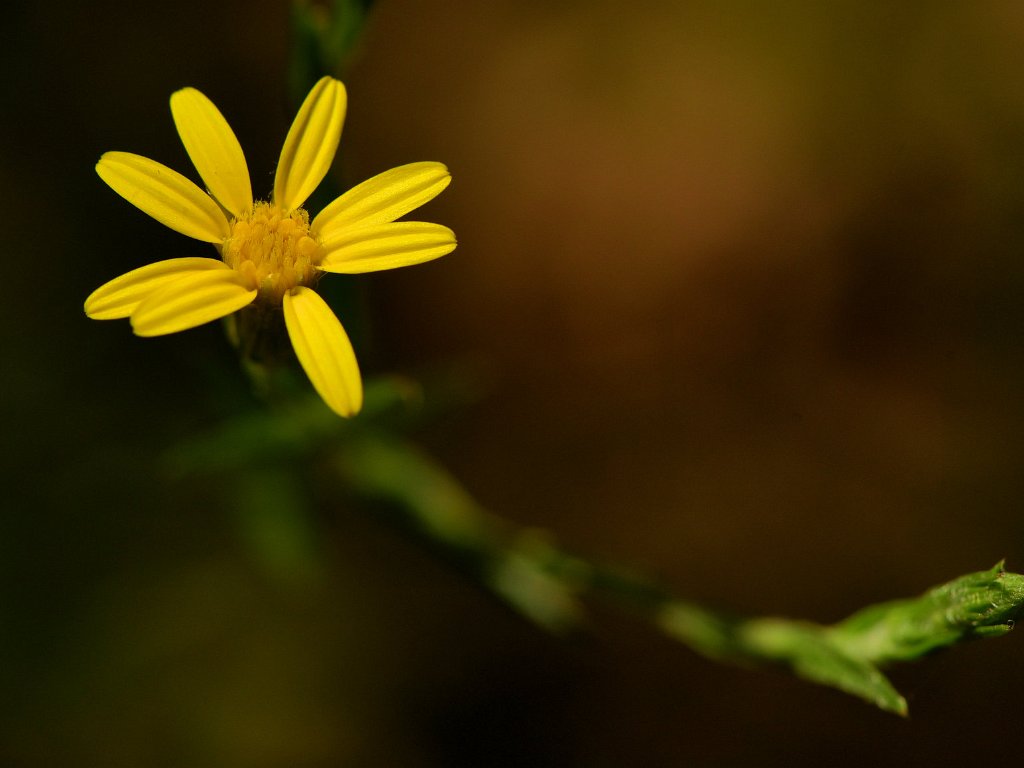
xmin=4 ymin=0 xmax=1024 ymax=765
xmin=289 ymin=0 xmax=375 ymax=96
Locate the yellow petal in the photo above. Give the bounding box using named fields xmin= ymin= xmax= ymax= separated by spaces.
xmin=274 ymin=77 xmax=347 ymax=212
xmin=131 ymin=269 xmax=256 ymax=337
xmin=170 ymin=87 xmax=253 ymax=218
xmin=311 ymin=162 xmax=451 ymax=236
xmin=85 ymin=257 xmax=230 ymax=320
xmin=97 ymin=152 xmax=231 ymax=243
xmin=283 ymin=287 xmax=362 ymax=417
xmin=318 ymin=222 xmax=456 ymax=274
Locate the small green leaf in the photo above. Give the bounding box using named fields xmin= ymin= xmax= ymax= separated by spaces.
xmin=743 ymin=619 xmax=907 ymax=716
xmin=658 ymin=606 xmax=907 ymax=715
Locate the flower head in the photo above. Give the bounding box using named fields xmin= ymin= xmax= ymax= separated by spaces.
xmin=85 ymin=77 xmax=455 ymax=417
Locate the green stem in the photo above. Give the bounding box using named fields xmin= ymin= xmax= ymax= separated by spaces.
xmin=334 ymin=431 xmax=1023 ymax=716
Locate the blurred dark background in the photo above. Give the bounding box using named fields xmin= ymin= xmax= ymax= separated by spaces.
xmin=3 ymin=0 xmax=1024 ymax=765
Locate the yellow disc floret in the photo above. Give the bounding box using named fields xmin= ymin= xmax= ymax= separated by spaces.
xmin=222 ymin=202 xmax=322 ymax=303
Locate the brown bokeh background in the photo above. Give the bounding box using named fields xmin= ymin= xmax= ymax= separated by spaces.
xmin=4 ymin=0 xmax=1024 ymax=765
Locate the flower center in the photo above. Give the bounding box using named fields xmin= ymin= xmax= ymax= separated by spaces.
xmin=223 ymin=202 xmax=322 ymax=303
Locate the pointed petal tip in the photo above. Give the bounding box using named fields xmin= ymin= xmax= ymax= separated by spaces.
xmin=95 ymin=151 xmax=116 ymax=174
xmin=169 ymin=86 xmax=192 ymax=105
xmin=84 ymin=297 xmax=127 ymax=321
xmin=314 ymin=75 xmax=347 ymax=94
xmin=84 ymin=293 xmax=123 ymax=321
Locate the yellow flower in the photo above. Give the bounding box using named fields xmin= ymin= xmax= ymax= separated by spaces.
xmin=85 ymin=77 xmax=455 ymax=418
